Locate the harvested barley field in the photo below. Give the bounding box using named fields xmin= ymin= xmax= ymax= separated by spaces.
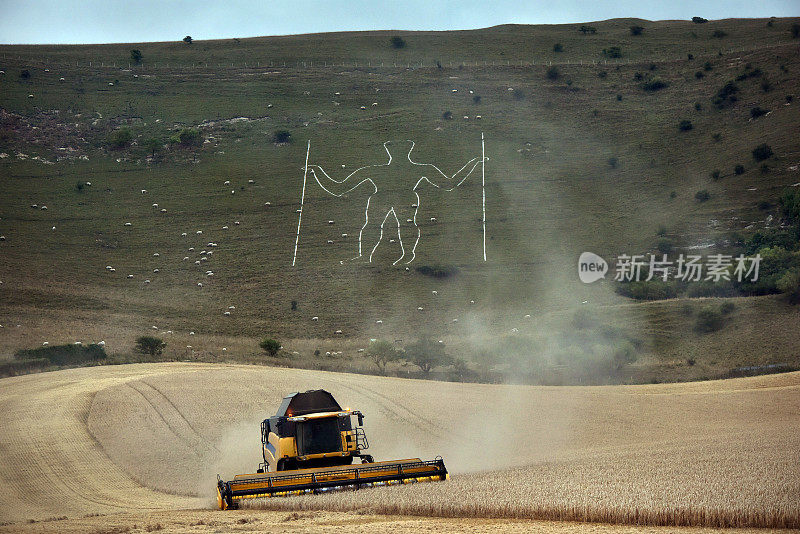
xmin=0 ymin=363 xmax=797 ymax=532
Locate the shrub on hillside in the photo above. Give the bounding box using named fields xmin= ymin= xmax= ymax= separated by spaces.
xmin=734 ymin=164 xmax=745 ymax=175
xmin=752 ymin=143 xmax=773 ymax=162
xmin=642 ymin=77 xmax=669 ymax=91
xmin=630 ymin=26 xmax=644 ymax=36
xmin=259 ymin=338 xmax=281 ymax=356
xmin=441 ymin=110 xmax=453 ymax=120
xmin=553 ymin=43 xmax=563 ymax=52
xmin=107 ymin=128 xmax=133 ymax=149
xmin=170 ymin=127 xmax=201 ymax=147
xmin=272 ymin=130 xmax=291 ymax=144
xmin=579 ymin=25 xmax=597 ymax=34
xmin=780 ymin=188 xmax=800 ymax=223
xmin=19 ymin=69 xmax=31 ymax=79
xmin=130 ymin=49 xmax=143 ymax=64
xmin=750 ymin=106 xmax=769 ymax=119
xmin=183 ymin=35 xmax=192 ymax=44
xmin=15 ymin=343 xmax=107 ymax=366
xmin=692 ymin=17 xmax=708 ymax=24
xmin=791 ymin=23 xmax=800 ymax=38
xmin=712 ymin=30 xmax=728 ymax=39
xmin=602 ymin=46 xmax=622 ymax=58
xmin=546 ymin=66 xmax=559 ymax=80
xmin=135 ymin=336 xmax=165 ymax=356
xmin=777 ymin=269 xmax=800 ymax=304
xmin=390 ymin=36 xmax=406 ymax=49
xmin=615 ymin=280 xmax=678 ymax=300
xmin=713 ymin=81 xmax=739 ymax=108
xmin=678 ymin=120 xmax=693 ymax=131
xmin=695 ymin=189 xmax=710 ymax=202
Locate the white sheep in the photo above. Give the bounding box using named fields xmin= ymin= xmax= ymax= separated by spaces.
xmin=524 ymin=314 xmax=531 ymax=319
xmin=153 ymin=253 xmax=159 ymax=257
xmin=476 ymin=115 xmax=482 ymax=119
xmin=152 ymin=325 xmax=158 ymax=330
xmin=40 ymin=205 xmax=47 ymax=210
xmin=335 ymin=330 xmax=343 ymax=334
xmin=181 ymin=232 xmax=187 ymax=237
xmin=222 ymin=226 xmax=228 ymax=230
xmin=124 ymin=222 xmax=132 ymax=226
xmin=153 ymin=268 xmax=159 ymax=273
xmin=224 ymin=311 xmax=231 ymax=316
xmin=452 ymin=318 xmax=458 ymax=323
xmin=248 ymin=179 xmax=254 ymax=184
xmin=160 ymin=208 xmax=166 ymax=213
xmin=183 ymin=256 xmax=189 ymax=261
xmin=234 ymin=221 xmax=240 ymax=225
xmin=376 ymin=320 xmax=383 ymax=324
xmin=451 ymin=89 xmax=457 ymax=93
xmin=195 ymin=260 xmax=201 ymax=265
xmin=470 ymin=300 xmax=475 ymax=304
xmin=228 ymin=306 xmax=235 ymax=309
xmin=42 ymin=342 xmax=49 ymax=346
xmin=141 ymin=189 xmax=147 ymax=194
xmin=341 ymin=233 xmax=348 ymax=237
xmin=152 ymin=203 xmax=158 ymax=208
xmin=327 ymin=240 xmax=334 ymax=244
xmin=196 ymin=230 xmax=202 ymax=234
xmin=265 ymin=202 xmax=271 ymax=206
xmin=328 ymin=220 xmax=334 ymax=224
xmin=127 ymin=274 xmax=134 ymax=279
xmin=197 ymin=282 xmax=203 ymax=287
xmin=432 ymin=290 xmax=438 ymax=295
xmin=106 ymin=265 xmax=113 ymax=270
xmin=189 ymin=331 xmax=195 ymax=335
xmin=372 ymin=102 xmax=378 ymax=106
xmin=417 ymin=306 xmax=424 ymax=311
xmin=231 ymin=190 xmax=235 ymax=194
xmin=430 ymin=217 xmax=436 ymax=222
xmin=312 ymin=316 xmax=319 ymax=321
xmin=98 ymin=340 xmax=106 ymax=346
xmin=224 ymin=180 xmax=231 ymax=185
xmin=145 ymin=279 xmax=150 ymax=283
xmin=360 ymin=106 xmax=366 ymax=110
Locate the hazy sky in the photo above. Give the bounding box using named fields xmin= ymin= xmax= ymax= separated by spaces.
xmin=0 ymin=0 xmax=797 ymax=44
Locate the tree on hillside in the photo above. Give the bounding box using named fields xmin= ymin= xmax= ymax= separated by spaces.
xmin=130 ymin=49 xmax=143 ymax=64
xmin=791 ymin=23 xmax=800 ymax=39
xmin=579 ymin=25 xmax=597 ymax=34
xmin=630 ymin=25 xmax=644 ymax=36
xmin=692 ymin=17 xmax=708 ymax=24
xmin=183 ymin=35 xmax=193 ymax=45
xmin=390 ymin=36 xmax=406 ymax=49
xmin=143 ymin=137 xmax=163 ymax=158
xmin=366 ymin=339 xmax=401 ymax=375
xmin=135 ymin=336 xmax=165 ymax=356
xmin=405 ymin=337 xmax=452 ymax=375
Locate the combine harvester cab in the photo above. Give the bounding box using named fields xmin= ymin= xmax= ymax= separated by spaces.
xmin=217 ymin=389 xmax=447 ymax=510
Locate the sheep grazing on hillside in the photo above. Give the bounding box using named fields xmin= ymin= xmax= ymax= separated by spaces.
xmin=196 ymin=230 xmax=202 ymax=234
xmin=372 ymin=102 xmax=378 ymax=106
xmin=312 ymin=316 xmax=319 ymax=321
xmin=194 ymin=260 xmax=201 ymax=265
xmin=417 ymin=307 xmax=424 ymax=311
xmin=127 ymin=274 xmax=134 ymax=279
xmin=335 ymin=330 xmax=343 ymax=334
xmin=153 ymin=269 xmax=159 ymax=273
xmin=376 ymin=320 xmax=383 ymax=324
xmin=524 ymin=314 xmax=531 ymax=319
xmin=224 ymin=311 xmax=231 ymax=316
xmin=152 ymin=203 xmax=158 ymax=208
xmin=124 ymin=222 xmax=132 ymax=226
xmin=327 ymin=240 xmax=334 ymax=244
xmin=42 ymin=342 xmax=49 ymax=346
xmin=153 ymin=253 xmax=159 ymax=257
xmin=234 ymin=221 xmax=240 ymax=225
xmin=0 ymin=236 xmax=5 ymax=241
xmin=51 ymin=226 xmax=56 ymax=231
xmin=360 ymin=106 xmax=366 ymax=110
xmin=197 ymin=282 xmax=203 ymax=287
xmin=144 ymin=279 xmax=150 ymax=284
xmin=265 ymin=202 xmax=271 ymax=206
xmin=432 ymin=290 xmax=438 ymax=295
xmin=160 ymin=208 xmax=167 ymax=213
xmin=248 ymin=179 xmax=254 ymax=184
xmin=40 ymin=206 xmax=47 ymax=210
xmin=183 ymin=256 xmax=189 ymax=261
xmin=141 ymin=189 xmax=147 ymax=194
xmin=27 ymin=94 xmax=34 ymax=99
xmin=430 ymin=217 xmax=436 ymax=222
xmin=189 ymin=331 xmax=195 ymax=335
xmin=222 ymin=226 xmax=228 ymax=230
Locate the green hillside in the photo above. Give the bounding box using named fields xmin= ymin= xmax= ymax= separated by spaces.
xmin=1 ymin=17 xmax=799 ymax=384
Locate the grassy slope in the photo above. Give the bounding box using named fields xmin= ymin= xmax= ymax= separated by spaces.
xmin=0 ymin=18 xmax=799 ymax=381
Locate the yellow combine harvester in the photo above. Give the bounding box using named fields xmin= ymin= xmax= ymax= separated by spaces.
xmin=216 ymin=389 xmax=448 ymax=509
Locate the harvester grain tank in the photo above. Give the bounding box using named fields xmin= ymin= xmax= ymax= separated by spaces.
xmin=216 ymin=389 xmax=447 ymax=509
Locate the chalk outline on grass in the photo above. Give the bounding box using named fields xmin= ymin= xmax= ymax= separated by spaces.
xmin=295 ymin=137 xmax=486 ymax=265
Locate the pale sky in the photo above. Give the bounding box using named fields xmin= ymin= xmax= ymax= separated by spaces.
xmin=0 ymin=0 xmax=797 ymax=44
